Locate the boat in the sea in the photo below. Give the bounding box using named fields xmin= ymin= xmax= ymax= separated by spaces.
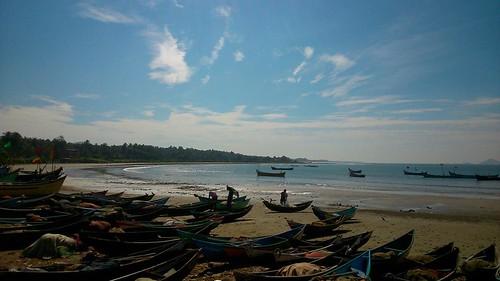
xmin=304 ymin=164 xmax=319 ymax=167
xmin=348 ymin=168 xmax=362 ymax=173
xmin=475 ymin=174 xmax=500 ymax=181
xmin=0 ymin=175 xmax=66 ymax=197
xmin=256 ymin=169 xmax=285 ymax=177
xmin=446 ymin=171 xmax=475 ymax=179
xmin=271 ymin=166 xmax=294 ymax=170
xmin=349 ymin=171 xmax=366 ymax=177
xmin=262 ymin=199 xmax=313 ymax=213
xmin=404 ymin=170 xmax=428 ymax=176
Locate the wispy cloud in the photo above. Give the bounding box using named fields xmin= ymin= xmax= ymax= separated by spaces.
xmin=143 ymin=110 xmax=155 ymax=117
xmin=336 ymin=95 xmax=412 ymax=107
xmin=320 ymin=75 xmax=370 ymax=98
xmin=74 ymin=93 xmax=100 ymax=99
xmin=202 ymin=36 xmax=225 ymax=65
xmin=172 ymin=0 xmax=183 ymax=8
xmin=321 ymin=53 xmax=355 ymax=72
xmin=304 ymin=46 xmax=314 ymax=59
xmin=391 ymin=108 xmax=442 ymax=114
xmin=465 ymin=97 xmax=500 ymax=106
xmin=286 ymin=46 xmax=314 ymax=83
xmin=201 ymin=75 xmax=210 ymax=84
xmin=262 ymin=113 xmax=288 ymax=120
xmin=310 ymin=73 xmax=324 ymax=84
xmin=215 ymin=5 xmax=232 ymax=18
xmin=147 ymin=26 xmax=192 ymax=85
xmin=292 ymin=62 xmax=306 ymax=76
xmin=78 ymin=3 xmax=141 ymax=24
xmin=234 ymin=50 xmax=245 ymax=62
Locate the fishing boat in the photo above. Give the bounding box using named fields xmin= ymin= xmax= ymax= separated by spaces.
xmin=14 ymin=167 xmax=64 ymax=182
xmin=448 ymin=171 xmax=475 ymax=179
xmin=286 ymin=216 xmax=347 ymax=238
xmin=0 ymin=175 xmax=66 ymax=197
xmin=404 ymin=170 xmax=428 ymax=176
xmin=110 ymin=249 xmax=202 ymax=281
xmin=349 ymin=172 xmax=366 ymax=178
xmin=292 ymin=231 xmax=373 ymax=254
xmin=82 ymin=236 xmax=182 ymax=256
xmin=160 ymin=201 xmax=214 ymax=216
xmin=348 ymin=168 xmax=362 ymax=174
xmin=271 ymin=166 xmax=294 ymax=170
xmin=461 ymin=244 xmax=499 ymax=281
xmin=190 ymin=205 xmax=253 ymax=223
xmin=214 ymin=198 xmax=251 ymax=210
xmin=194 ymin=194 xmax=247 ymax=203
xmin=369 ymin=229 xmax=415 ymax=279
xmin=312 ymin=205 xmax=357 ymax=220
xmin=256 ymin=169 xmax=286 ymax=177
xmin=262 ymin=199 xmax=313 ymax=213
xmin=476 ymin=174 xmax=500 ymax=181
xmin=304 ymin=164 xmax=319 ymax=167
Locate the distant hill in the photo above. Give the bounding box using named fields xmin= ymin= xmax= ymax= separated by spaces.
xmin=481 ymin=159 xmax=500 ymax=165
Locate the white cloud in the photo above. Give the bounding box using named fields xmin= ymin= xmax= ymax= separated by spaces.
xmin=292 ymin=62 xmax=306 ymax=76
xmin=304 ymin=46 xmax=314 ymax=59
xmin=391 ymin=108 xmax=442 ymax=114
xmin=287 ymin=77 xmax=301 ymax=83
xmin=320 ymin=75 xmax=370 ymax=97
xmin=321 ymin=53 xmax=355 ymax=72
xmin=201 ymin=75 xmax=210 ymax=84
xmin=203 ymin=36 xmax=225 ymax=65
xmin=234 ymin=50 xmax=245 ymax=62
xmin=143 ymin=110 xmax=155 ymax=117
xmin=262 ymin=113 xmax=288 ymax=120
xmin=74 ymin=93 xmax=100 ymax=99
xmin=310 ymin=73 xmax=324 ymax=84
xmin=465 ymin=97 xmax=500 ymax=106
xmin=215 ymin=5 xmax=232 ymax=18
xmin=148 ymin=26 xmax=192 ymax=85
xmin=172 ymin=0 xmax=183 ymax=8
xmin=335 ymin=95 xmax=414 ymax=107
xmin=78 ymin=3 xmax=141 ymax=24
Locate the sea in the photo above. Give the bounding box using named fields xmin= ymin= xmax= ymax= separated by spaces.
xmin=66 ymin=163 xmax=500 ymax=211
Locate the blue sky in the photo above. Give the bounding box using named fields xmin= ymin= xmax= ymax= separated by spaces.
xmin=1 ymin=0 xmax=499 ymax=163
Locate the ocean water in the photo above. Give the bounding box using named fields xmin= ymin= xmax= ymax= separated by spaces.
xmin=66 ymin=163 xmax=500 ymax=208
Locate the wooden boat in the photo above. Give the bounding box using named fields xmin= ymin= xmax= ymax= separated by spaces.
xmin=14 ymin=167 xmax=64 ymax=182
xmin=286 ymin=216 xmax=347 ymax=238
xmin=312 ymin=205 xmax=357 ymax=220
xmin=262 ymin=199 xmax=313 ymax=213
xmin=348 ymin=168 xmax=362 ymax=173
xmin=370 ymin=229 xmax=415 ymax=279
xmin=385 ymin=246 xmax=459 ymax=281
xmin=0 ymin=175 xmax=66 ymax=197
xmin=0 ymin=193 xmax=56 ymax=208
xmin=476 ymin=175 xmax=500 ymax=181
xmin=214 ymin=198 xmax=251 ymax=210
xmin=160 ymin=201 xmax=214 ymax=216
xmin=0 ymin=240 xmax=185 ymax=281
xmin=304 ymin=164 xmax=319 ymax=167
xmin=194 ymin=194 xmax=247 ymax=203
xmin=190 ymin=205 xmax=253 ymax=223
xmin=83 ymin=236 xmax=181 ymax=256
xmin=234 ymin=250 xmax=371 ymax=281
xmin=257 ymin=169 xmax=286 ymax=177
xmin=110 ymin=249 xmax=202 ymax=281
xmin=292 ymin=231 xmax=373 ymax=254
xmin=271 ymin=166 xmax=294 ymax=170
xmin=461 ymin=244 xmax=499 ymax=281
xmin=349 ymin=172 xmax=366 ymax=178
xmin=448 ymin=171 xmax=475 ymax=179
xmin=423 ymin=174 xmax=455 ymax=179
xmin=404 ymin=170 xmax=428 ymax=176
xmin=178 ymin=225 xmax=305 ymax=260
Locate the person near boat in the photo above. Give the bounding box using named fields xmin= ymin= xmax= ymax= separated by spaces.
xmin=280 ymin=189 xmax=288 ymax=206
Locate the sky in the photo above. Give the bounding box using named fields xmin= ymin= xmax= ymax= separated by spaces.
xmin=1 ymin=0 xmax=499 ymax=163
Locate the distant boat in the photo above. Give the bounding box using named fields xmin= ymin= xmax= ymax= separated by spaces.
xmin=271 ymin=166 xmax=294 ymax=170
xmin=256 ymin=169 xmax=285 ymax=177
xmin=348 ymin=168 xmax=362 ymax=174
xmin=403 ymin=170 xmax=428 ymax=176
xmin=304 ymin=165 xmax=319 ymax=167
xmin=423 ymin=174 xmax=454 ymax=179
xmin=475 ymin=174 xmax=500 ymax=181
xmin=448 ymin=171 xmax=475 ymax=179
xmin=349 ymin=172 xmax=366 ymax=178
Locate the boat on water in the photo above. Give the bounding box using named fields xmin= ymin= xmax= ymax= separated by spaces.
xmin=0 ymin=175 xmax=66 ymax=197
xmin=271 ymin=166 xmax=294 ymax=170
xmin=448 ymin=171 xmax=475 ymax=179
xmin=475 ymin=174 xmax=500 ymax=181
xmin=348 ymin=168 xmax=362 ymax=174
xmin=349 ymin=171 xmax=366 ymax=178
xmin=404 ymin=170 xmax=428 ymax=176
xmin=256 ymin=169 xmax=285 ymax=177
xmin=304 ymin=164 xmax=319 ymax=167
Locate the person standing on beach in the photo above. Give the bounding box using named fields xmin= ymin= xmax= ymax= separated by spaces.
xmin=280 ymin=189 xmax=288 ymax=205
xmin=226 ymin=185 xmax=239 ymax=208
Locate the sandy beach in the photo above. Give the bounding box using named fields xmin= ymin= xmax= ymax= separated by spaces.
xmin=2 ymin=163 xmax=499 ymax=280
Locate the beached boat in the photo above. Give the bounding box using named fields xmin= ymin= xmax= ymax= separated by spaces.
xmin=110 ymin=249 xmax=202 ymax=281
xmin=461 ymin=244 xmax=499 ymax=281
xmin=286 ymin=216 xmax=347 ymax=238
xmin=178 ymin=225 xmax=305 ymax=260
xmin=82 ymin=236 xmax=182 ymax=256
xmin=312 ymin=205 xmax=357 ymax=220
xmin=256 ymin=169 xmax=286 ymax=177
xmin=404 ymin=170 xmax=428 ymax=176
xmin=262 ymin=199 xmax=313 ymax=213
xmin=0 ymin=175 xmax=66 ymax=197
xmin=0 ymin=240 xmax=186 ymax=281
xmin=214 ymin=198 xmax=251 ymax=210
xmin=160 ymin=201 xmax=214 ymax=216
xmin=370 ymin=229 xmax=415 ymax=279
xmin=271 ymin=166 xmax=294 ymax=170
xmin=190 ymin=205 xmax=253 ymax=223
xmin=476 ymin=174 xmax=500 ymax=181
xmin=14 ymin=167 xmax=64 ymax=182
xmin=293 ymin=231 xmax=373 ymax=254
xmin=194 ymin=194 xmax=247 ymax=203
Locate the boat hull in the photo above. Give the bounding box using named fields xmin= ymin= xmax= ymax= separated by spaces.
xmin=0 ymin=176 xmax=66 ymax=197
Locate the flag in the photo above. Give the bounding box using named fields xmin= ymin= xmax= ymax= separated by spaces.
xmin=32 ymin=157 xmax=42 ymax=164
xmin=3 ymin=142 xmax=11 ymax=149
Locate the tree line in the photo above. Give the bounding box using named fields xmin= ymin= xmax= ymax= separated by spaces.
xmin=0 ymin=131 xmax=295 ymax=164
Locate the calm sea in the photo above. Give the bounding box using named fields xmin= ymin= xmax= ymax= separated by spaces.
xmin=67 ymin=163 xmax=500 ymax=207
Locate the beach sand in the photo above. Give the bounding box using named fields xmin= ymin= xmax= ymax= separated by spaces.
xmin=2 ymin=163 xmax=499 ymax=280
